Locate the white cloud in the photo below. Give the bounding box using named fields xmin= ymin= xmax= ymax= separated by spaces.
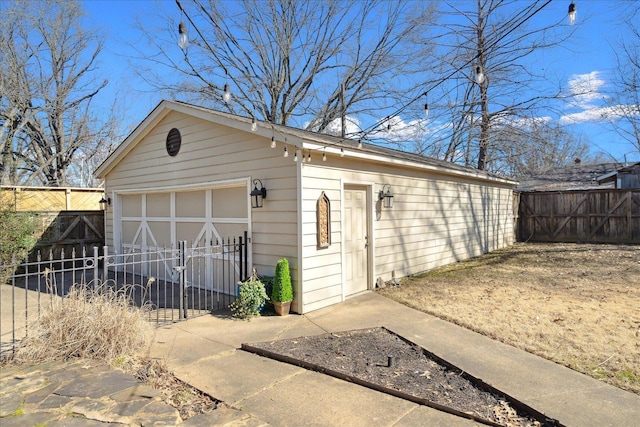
xmin=323 ymin=116 xmax=362 ymax=137
xmin=567 ymin=71 xmax=608 ymax=109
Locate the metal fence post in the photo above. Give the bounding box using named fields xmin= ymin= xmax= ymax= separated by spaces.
xmin=243 ymin=230 xmax=248 ymax=280
xmin=93 ymin=246 xmax=99 ymax=290
xmin=179 ymin=240 xmax=187 ymax=319
xmin=102 ymin=245 xmax=109 ymax=284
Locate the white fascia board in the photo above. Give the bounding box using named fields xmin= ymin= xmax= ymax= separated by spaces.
xmin=301 ymin=141 xmax=517 ymax=187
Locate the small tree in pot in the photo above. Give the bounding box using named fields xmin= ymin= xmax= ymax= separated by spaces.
xmin=271 ymin=258 xmax=293 ymax=316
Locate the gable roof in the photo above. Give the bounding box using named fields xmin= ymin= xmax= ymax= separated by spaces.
xmin=95 ymin=100 xmax=516 ymax=186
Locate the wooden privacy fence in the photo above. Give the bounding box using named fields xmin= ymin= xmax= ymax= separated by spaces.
xmin=0 ymin=186 xmax=103 ymax=211
xmin=517 ymin=189 xmax=640 ymax=243
xmin=29 ymin=211 xmax=105 ymax=260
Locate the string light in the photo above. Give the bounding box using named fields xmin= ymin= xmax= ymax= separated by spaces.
xmin=353 ymin=0 xmax=553 ymax=140
xmin=223 ymin=83 xmax=231 ymax=103
xmin=424 ymin=93 xmax=429 ymax=117
xmin=178 ymin=21 xmax=188 ymax=50
xmin=568 ymin=2 xmax=576 ymax=25
xmin=294 ymin=150 xmax=299 ymax=162
xmin=176 ymin=0 xmax=555 ymax=166
xmin=475 ymin=66 xmax=485 ymax=85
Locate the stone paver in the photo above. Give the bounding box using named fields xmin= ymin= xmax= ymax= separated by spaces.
xmin=0 ymin=360 xmax=184 ymax=426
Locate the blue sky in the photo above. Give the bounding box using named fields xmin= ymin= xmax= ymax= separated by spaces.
xmin=81 ymin=0 xmax=639 ymax=164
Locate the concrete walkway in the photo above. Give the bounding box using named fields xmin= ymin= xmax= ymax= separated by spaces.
xmin=145 ymin=292 xmax=640 ymax=427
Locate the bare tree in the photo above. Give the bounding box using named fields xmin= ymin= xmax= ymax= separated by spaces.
xmin=606 ymin=4 xmax=640 ymax=157
xmin=0 ymin=0 xmax=114 ymax=187
xmin=490 ymin=119 xmax=593 ymax=178
xmin=402 ymin=0 xmax=578 ymax=172
xmin=135 ymin=0 xmax=435 ymax=133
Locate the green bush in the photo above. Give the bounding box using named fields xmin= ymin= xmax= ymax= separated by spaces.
xmin=271 ymin=258 xmax=293 ymax=303
xmin=0 ymin=205 xmax=37 ymax=281
xmin=229 ymin=271 xmax=268 ymax=320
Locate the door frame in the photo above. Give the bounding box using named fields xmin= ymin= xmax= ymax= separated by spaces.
xmin=340 ymin=180 xmax=374 ymax=300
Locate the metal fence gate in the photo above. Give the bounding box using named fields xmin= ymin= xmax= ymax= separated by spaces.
xmin=1 ymin=233 xmax=247 ymax=358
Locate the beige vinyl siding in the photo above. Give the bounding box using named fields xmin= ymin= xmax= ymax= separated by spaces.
xmin=103 ymin=111 xmax=300 ymax=299
xmin=299 ymin=168 xmax=343 ymax=313
xmin=299 ymin=158 xmax=513 ymax=312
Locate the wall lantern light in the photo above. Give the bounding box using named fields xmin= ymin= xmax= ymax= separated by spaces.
xmin=99 ymin=195 xmax=111 ymax=210
xmin=250 ymin=179 xmax=267 ymax=208
xmin=378 ymin=184 xmax=394 ymax=209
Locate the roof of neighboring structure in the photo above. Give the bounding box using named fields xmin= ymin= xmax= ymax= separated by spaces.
xmin=596 ymin=162 xmax=640 ymax=184
xmin=516 ymin=162 xmax=628 ymax=191
xmin=95 ymin=100 xmax=516 ymax=186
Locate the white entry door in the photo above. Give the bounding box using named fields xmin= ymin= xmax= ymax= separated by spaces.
xmin=344 ymin=186 xmax=368 ymax=295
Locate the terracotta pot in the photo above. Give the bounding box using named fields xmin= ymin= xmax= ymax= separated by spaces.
xmin=273 ymin=300 xmax=291 ymax=316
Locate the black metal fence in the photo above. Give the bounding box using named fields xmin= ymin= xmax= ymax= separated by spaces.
xmin=1 ymin=233 xmax=248 ymax=357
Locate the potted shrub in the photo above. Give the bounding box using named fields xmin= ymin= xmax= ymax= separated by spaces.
xmin=229 ymin=269 xmax=268 ymax=320
xmin=271 ymin=258 xmax=293 ymax=316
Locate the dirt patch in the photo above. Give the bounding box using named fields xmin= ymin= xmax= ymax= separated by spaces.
xmin=122 ymin=357 xmax=222 ymax=420
xmin=247 ymin=328 xmax=550 ymax=426
xmin=378 ymin=242 xmax=640 ymax=394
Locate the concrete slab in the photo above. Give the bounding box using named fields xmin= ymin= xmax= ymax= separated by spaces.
xmin=527 ymin=383 xmax=640 ymax=427
xmin=238 ymin=369 xmax=419 ymax=427
xmin=171 ymin=350 xmax=305 ymax=405
xmin=305 ymin=292 xmax=429 ymax=332
xmin=145 ymin=291 xmax=640 ymax=427
xmin=146 ymin=327 xmax=236 ymax=365
xmin=182 ymin=406 xmax=270 ymax=427
xmin=169 ymin=313 xmax=327 ymax=349
xmin=393 ymin=405 xmax=481 ymax=426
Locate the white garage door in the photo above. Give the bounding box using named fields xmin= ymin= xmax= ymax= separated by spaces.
xmin=116 ymin=185 xmax=249 ymax=289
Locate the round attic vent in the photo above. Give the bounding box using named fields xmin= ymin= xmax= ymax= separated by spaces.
xmin=166 ymin=128 xmax=182 ymax=156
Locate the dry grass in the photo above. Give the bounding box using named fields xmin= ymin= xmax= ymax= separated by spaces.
xmin=378 ymin=242 xmax=640 ymax=394
xmin=12 ymin=281 xmax=153 ymax=364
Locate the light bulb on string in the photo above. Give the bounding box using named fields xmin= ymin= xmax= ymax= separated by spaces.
xmin=294 ymin=150 xmax=299 ymax=162
xmin=322 ymin=151 xmax=327 ymax=162
xmin=307 ymin=152 xmax=312 ymax=163
xmin=271 ymin=136 xmax=276 ymax=148
xmin=476 ymin=66 xmax=485 ymax=85
xmin=340 ymin=148 xmax=345 ymax=157
xmin=223 ymin=83 xmax=231 ymax=103
xmin=283 ymin=146 xmax=288 ymax=158
xmin=424 ymin=93 xmax=429 ymax=117
xmin=357 ymin=140 xmax=362 ymax=149
xmin=568 ymin=2 xmax=576 ymax=25
xmin=251 ymin=117 xmax=257 ymax=132
xmin=178 ymin=21 xmax=188 ymax=51
xmin=386 ymin=117 xmax=392 ymax=134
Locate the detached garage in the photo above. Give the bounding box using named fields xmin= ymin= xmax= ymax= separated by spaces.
xmin=95 ymin=100 xmax=516 ymax=314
